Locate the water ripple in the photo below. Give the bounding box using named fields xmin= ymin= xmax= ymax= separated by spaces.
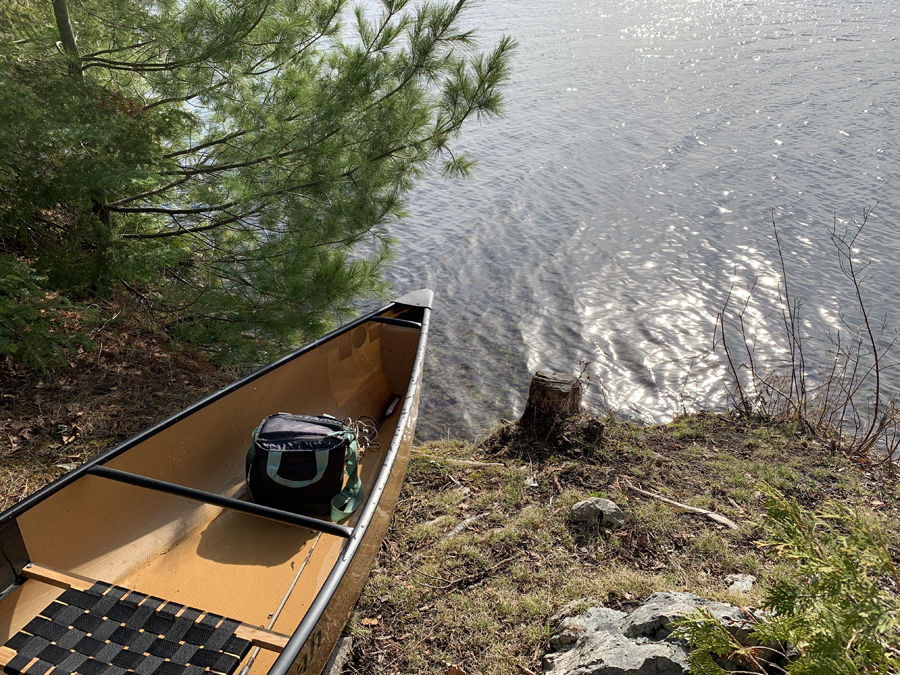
xmin=383 ymin=0 xmax=900 ymax=438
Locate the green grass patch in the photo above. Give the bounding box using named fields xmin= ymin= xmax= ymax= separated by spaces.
xmin=347 ymin=413 xmax=900 ymax=674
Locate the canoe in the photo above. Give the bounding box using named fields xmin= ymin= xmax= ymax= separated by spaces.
xmin=0 ymin=289 xmax=433 ymax=675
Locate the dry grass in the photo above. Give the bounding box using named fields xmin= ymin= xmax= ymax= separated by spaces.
xmin=345 ymin=413 xmax=900 ymax=675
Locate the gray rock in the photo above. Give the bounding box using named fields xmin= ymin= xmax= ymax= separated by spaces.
xmin=321 ymin=636 xmax=352 ymax=675
xmin=544 ymin=593 xmax=761 ymax=674
xmin=550 ymin=607 xmax=627 ymax=651
xmin=622 ymin=592 xmax=756 ymax=644
xmin=570 ymin=498 xmax=626 ymax=529
xmin=725 ymin=574 xmax=756 ymax=593
xmin=551 ymin=600 xmax=597 ymax=626
xmin=543 ymin=629 xmax=690 ymax=675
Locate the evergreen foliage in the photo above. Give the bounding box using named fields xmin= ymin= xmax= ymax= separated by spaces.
xmin=0 ymin=254 xmax=95 ymax=370
xmin=0 ymin=0 xmax=513 ymax=362
xmin=674 ymin=490 xmax=900 ymax=674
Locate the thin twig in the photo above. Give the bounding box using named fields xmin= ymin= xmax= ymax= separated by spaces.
xmin=433 ymin=554 xmax=523 ymax=591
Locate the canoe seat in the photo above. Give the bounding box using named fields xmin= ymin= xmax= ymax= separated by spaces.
xmin=2 ymin=572 xmax=266 ymax=675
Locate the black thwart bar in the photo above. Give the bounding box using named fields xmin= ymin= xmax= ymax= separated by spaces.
xmin=87 ymin=467 xmax=353 ymax=539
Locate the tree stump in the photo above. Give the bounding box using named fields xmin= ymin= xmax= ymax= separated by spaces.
xmin=521 ymin=370 xmax=583 ymax=421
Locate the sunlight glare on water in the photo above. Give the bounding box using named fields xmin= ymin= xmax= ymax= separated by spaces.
xmin=379 ymin=0 xmax=900 ymax=439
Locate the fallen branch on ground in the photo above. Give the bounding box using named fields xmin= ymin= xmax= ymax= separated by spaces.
xmin=432 ymin=553 xmax=522 ymax=591
xmin=621 ymin=480 xmax=740 ymax=530
xmin=442 ymin=511 xmax=492 ymax=541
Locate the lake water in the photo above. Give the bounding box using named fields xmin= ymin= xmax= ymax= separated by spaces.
xmin=384 ymin=0 xmax=900 ymax=439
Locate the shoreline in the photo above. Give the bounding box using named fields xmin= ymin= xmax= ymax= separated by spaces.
xmin=2 ymin=345 xmax=898 ymax=674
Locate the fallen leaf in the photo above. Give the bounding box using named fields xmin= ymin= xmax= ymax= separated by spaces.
xmin=446 ymin=665 xmax=465 ymax=675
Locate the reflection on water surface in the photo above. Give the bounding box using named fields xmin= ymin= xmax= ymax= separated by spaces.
xmin=383 ymin=0 xmax=900 ymax=438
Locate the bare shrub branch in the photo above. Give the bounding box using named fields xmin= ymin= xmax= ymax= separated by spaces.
xmin=715 ymin=205 xmax=899 ymax=475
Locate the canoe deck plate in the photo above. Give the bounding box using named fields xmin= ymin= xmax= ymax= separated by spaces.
xmin=2 ymin=581 xmax=253 ymax=675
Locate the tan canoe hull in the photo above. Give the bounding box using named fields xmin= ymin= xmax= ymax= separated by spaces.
xmin=0 ymin=292 xmax=432 ymax=675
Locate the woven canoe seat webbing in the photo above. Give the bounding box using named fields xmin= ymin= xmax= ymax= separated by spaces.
xmin=3 ymin=582 xmax=252 ymax=675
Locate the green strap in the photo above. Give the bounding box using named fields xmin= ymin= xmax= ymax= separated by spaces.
xmin=266 ymin=449 xmax=329 ymax=488
xmin=331 ymin=435 xmax=364 ymax=522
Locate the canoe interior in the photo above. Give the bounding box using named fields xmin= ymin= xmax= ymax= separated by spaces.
xmin=0 ymin=305 xmax=425 ymax=675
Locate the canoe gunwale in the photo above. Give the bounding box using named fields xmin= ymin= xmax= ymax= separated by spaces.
xmin=269 ymin=303 xmax=431 ymax=675
xmin=0 ymin=299 xmax=400 ymax=529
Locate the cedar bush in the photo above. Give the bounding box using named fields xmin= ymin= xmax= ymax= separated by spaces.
xmin=674 ymin=489 xmax=900 ymax=674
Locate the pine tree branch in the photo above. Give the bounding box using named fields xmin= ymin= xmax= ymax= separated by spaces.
xmin=82 ymin=41 xmax=155 ymax=59
xmin=108 ymin=200 xmax=242 ymax=215
xmin=82 ymin=1 xmax=270 ymax=73
xmin=121 ymin=211 xmax=252 ymax=239
xmin=163 ymin=130 xmax=250 ymax=159
xmin=364 ymin=4 xmax=462 ymax=112
xmin=144 ymin=81 xmax=230 ymax=110
xmin=106 ymin=178 xmax=191 ymax=207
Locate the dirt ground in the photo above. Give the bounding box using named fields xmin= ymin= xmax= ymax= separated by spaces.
xmin=0 ymin=300 xmax=241 ymax=510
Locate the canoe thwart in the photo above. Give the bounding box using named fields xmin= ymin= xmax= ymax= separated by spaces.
xmin=7 ymin=562 xmax=290 ymax=675
xmin=87 ymin=467 xmax=353 ymax=539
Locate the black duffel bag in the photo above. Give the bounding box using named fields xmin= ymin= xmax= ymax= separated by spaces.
xmin=246 ymin=413 xmax=363 ymax=521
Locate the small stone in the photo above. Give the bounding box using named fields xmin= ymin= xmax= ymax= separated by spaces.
xmin=725 ymin=574 xmax=756 ymax=593
xmin=571 ymin=497 xmax=626 ymax=529
xmin=585 ymin=417 xmax=606 ymax=443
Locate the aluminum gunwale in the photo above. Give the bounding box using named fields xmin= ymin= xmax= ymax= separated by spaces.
xmin=0 ymin=300 xmax=399 ymax=527
xmin=268 ymin=304 xmax=431 ymax=675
